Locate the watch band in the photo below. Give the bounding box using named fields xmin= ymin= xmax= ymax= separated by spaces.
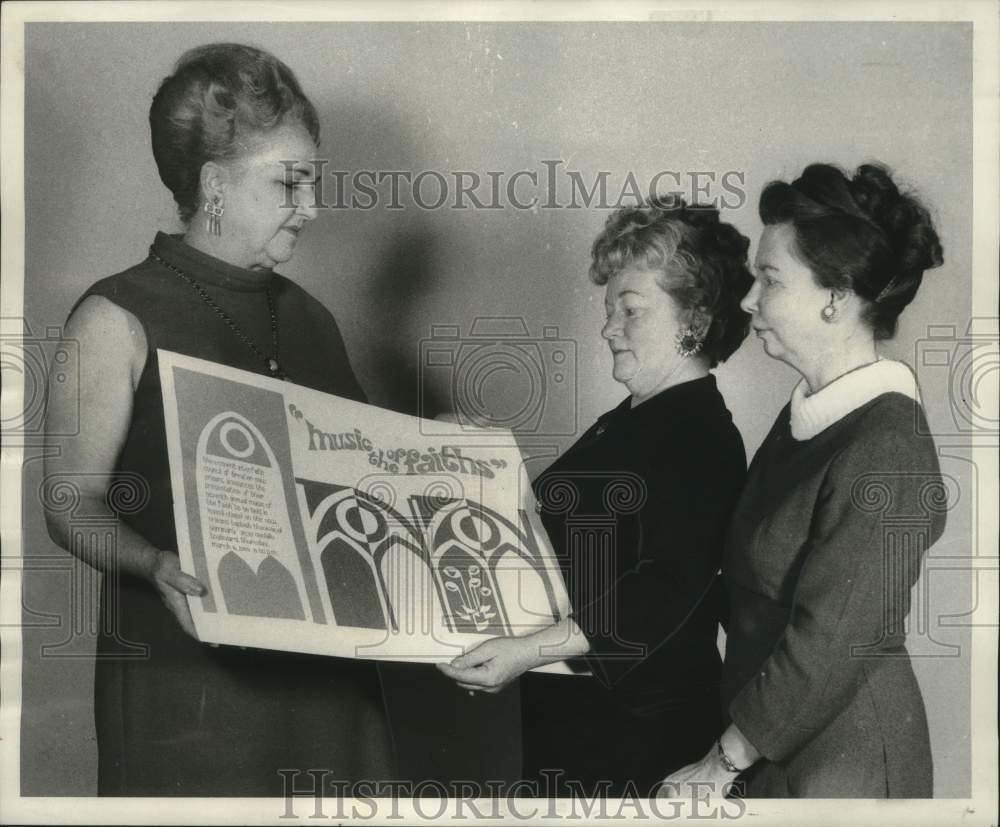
xmin=717 ymin=739 xmax=746 ymax=773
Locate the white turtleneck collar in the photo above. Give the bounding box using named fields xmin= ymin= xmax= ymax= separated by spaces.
xmin=789 ymin=359 xmax=921 ymax=441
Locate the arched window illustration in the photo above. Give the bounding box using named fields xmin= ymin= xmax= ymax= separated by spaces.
xmin=429 ymin=500 xmax=562 ymax=636
xmin=294 ymin=475 xmax=562 ymax=638
xmin=295 ymin=480 xmax=433 ymax=632
xmin=195 ymin=412 xmax=307 ymax=620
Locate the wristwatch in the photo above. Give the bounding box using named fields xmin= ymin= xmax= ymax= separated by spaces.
xmin=716 ymin=739 xmax=747 ymax=773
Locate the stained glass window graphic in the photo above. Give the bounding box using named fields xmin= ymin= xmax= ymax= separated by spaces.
xmin=196 ymin=412 xmax=309 ymax=620
xmin=295 ymin=479 xmax=562 ymax=637
xmin=161 ymin=350 xmax=572 ymax=662
xmin=429 ymin=501 xmax=561 ymax=636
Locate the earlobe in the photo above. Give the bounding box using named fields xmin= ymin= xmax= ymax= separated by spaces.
xmin=199 ymin=161 xmax=227 ymax=202
xmin=690 ymin=308 xmax=711 ymax=337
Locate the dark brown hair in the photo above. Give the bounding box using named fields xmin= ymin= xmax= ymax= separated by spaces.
xmin=758 ymin=163 xmax=943 ymax=339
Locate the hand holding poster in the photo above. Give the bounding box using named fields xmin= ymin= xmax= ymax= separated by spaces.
xmin=159 ymin=350 xmax=572 ymax=665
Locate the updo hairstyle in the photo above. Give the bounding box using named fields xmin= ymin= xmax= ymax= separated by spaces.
xmin=758 ymin=163 xmax=943 ymax=339
xmin=149 ymin=43 xmax=320 ymax=223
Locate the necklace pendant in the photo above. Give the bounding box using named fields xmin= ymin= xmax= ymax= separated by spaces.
xmin=268 ymin=358 xmax=280 ymax=373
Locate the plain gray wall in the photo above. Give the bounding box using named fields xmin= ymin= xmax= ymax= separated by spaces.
xmin=20 ymin=21 xmax=975 ymax=796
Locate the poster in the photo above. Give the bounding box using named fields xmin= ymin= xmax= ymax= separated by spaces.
xmin=159 ymin=349 xmax=572 ymax=664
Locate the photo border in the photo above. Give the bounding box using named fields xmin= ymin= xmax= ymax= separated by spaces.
xmin=2 ymin=1 xmax=996 ymax=824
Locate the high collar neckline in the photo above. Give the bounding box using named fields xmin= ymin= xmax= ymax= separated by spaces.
xmin=602 ymin=374 xmax=718 ymax=424
xmin=789 ymin=358 xmax=920 ymax=441
xmin=150 ymin=232 xmax=274 ymax=292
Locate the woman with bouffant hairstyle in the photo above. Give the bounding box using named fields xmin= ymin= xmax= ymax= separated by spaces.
xmin=43 ymin=43 xmax=395 ymax=795
xmin=589 ymin=198 xmax=756 ymax=367
xmin=439 ymin=198 xmax=753 ymax=797
xmin=662 ymin=163 xmax=948 ymax=798
xmin=149 ymin=43 xmax=321 ymax=224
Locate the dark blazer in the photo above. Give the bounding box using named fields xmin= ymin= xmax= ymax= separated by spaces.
xmin=722 ymin=393 xmax=947 ymax=797
xmin=522 ymin=375 xmax=747 ymax=796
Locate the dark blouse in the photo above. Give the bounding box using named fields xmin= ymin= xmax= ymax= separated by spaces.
xmin=521 ymin=375 xmax=747 ymax=794
xmin=534 ymin=374 xmax=746 ymax=694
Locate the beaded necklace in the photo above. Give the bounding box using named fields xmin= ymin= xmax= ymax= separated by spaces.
xmin=150 ymin=250 xmax=286 ymax=380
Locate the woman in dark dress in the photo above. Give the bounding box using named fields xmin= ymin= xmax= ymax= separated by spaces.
xmin=438 ymin=198 xmax=754 ymax=797
xmin=42 ymin=43 xmax=396 ymax=795
xmin=661 ymin=163 xmax=947 ymax=798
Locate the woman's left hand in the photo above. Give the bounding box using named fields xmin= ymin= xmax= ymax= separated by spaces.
xmin=436 ymin=636 xmax=538 ymax=694
xmin=657 ymin=747 xmax=740 ymax=800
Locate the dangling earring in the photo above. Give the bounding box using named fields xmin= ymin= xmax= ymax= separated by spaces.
xmin=675 ymin=325 xmax=705 ymax=357
xmin=821 ymin=296 xmax=838 ymax=323
xmin=204 ymin=196 xmax=224 ymax=236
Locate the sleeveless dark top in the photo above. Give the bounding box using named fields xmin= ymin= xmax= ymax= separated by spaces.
xmin=79 ymin=232 xmax=396 ymax=795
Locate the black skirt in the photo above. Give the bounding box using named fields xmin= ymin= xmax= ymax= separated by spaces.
xmin=520 ymin=671 xmax=721 ymax=798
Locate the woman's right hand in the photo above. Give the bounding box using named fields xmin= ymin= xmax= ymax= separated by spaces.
xmin=148 ymin=550 xmax=208 ymax=638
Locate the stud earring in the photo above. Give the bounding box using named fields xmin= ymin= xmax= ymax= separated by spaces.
xmin=204 ymin=197 xmax=224 ymax=236
xmin=675 ymin=325 xmax=705 ymax=357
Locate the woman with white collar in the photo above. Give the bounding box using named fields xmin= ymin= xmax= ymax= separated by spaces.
xmin=661 ymin=162 xmax=947 ymax=798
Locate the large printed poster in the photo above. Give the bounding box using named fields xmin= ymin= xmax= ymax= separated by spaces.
xmin=159 ymin=350 xmax=572 ymax=664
